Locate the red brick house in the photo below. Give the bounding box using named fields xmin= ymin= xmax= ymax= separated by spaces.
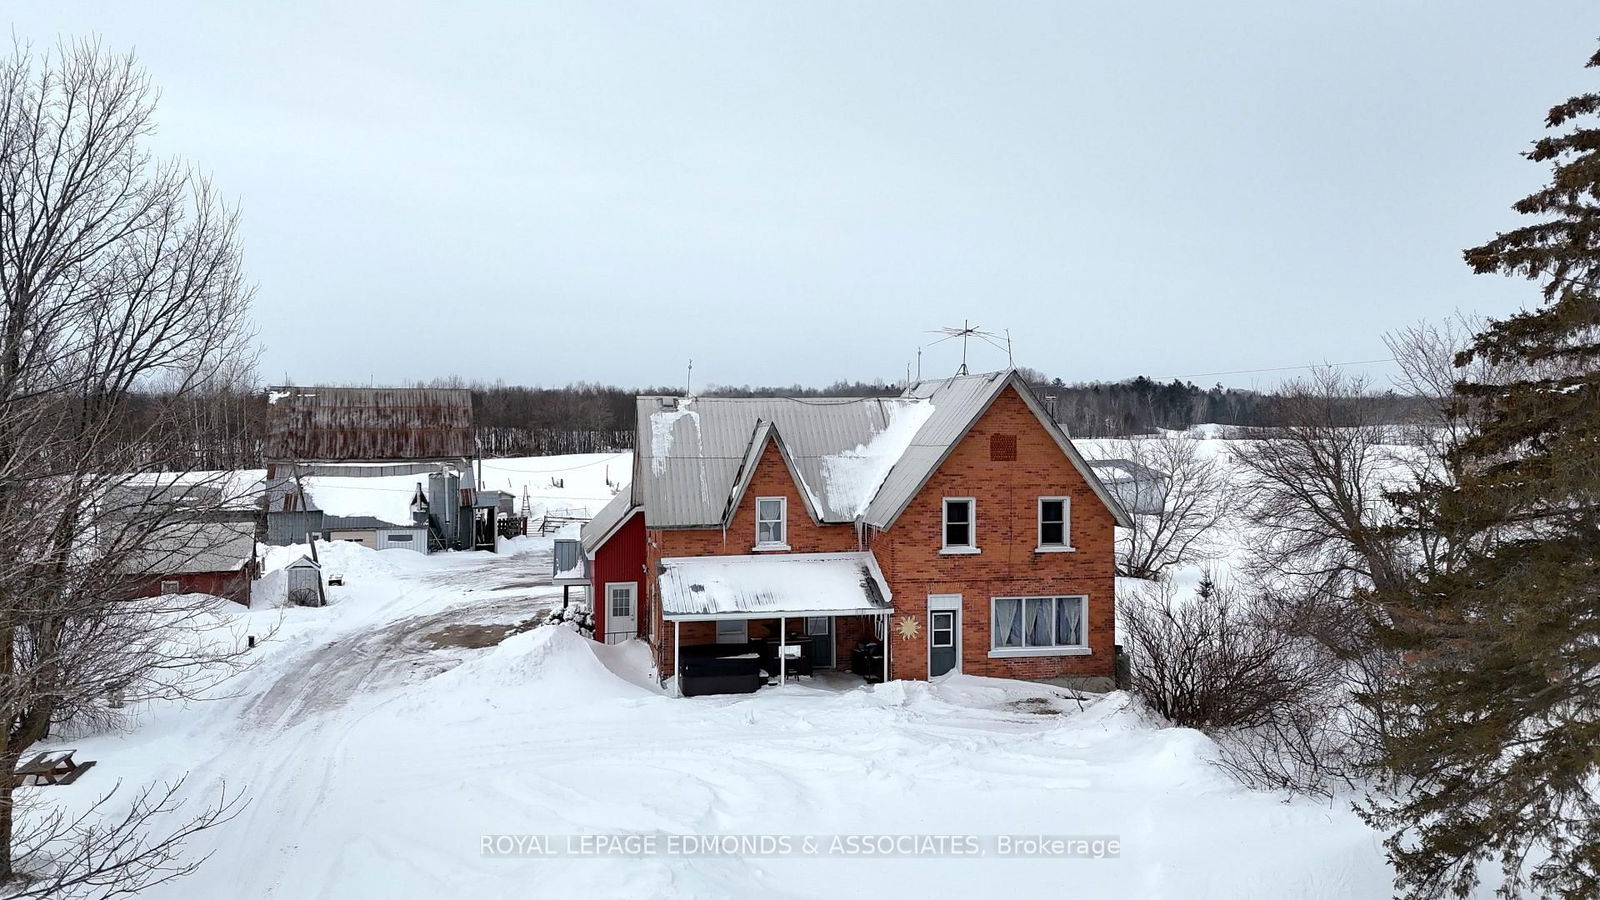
xmin=580 ymin=370 xmax=1131 ymax=693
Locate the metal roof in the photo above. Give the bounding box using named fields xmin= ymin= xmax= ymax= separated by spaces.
xmin=322 ymin=515 xmax=417 ymax=531
xmin=580 ymin=490 xmax=638 ymax=556
xmin=633 ymin=395 xmax=917 ymax=527
xmin=123 ymin=521 xmax=257 ymax=575
xmin=658 ymin=551 xmax=893 ymax=620
xmin=864 ymin=370 xmax=1134 ymax=529
xmin=634 ymin=370 xmax=1132 ymax=531
xmin=263 ymin=387 xmax=475 ymax=462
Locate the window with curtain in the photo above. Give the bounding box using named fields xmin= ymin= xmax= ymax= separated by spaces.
xmin=756 ymin=497 xmax=787 ymax=547
xmin=991 ymin=596 xmax=1087 ymax=651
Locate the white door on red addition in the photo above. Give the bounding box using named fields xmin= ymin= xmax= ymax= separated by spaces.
xmin=606 ymin=582 xmax=637 ymax=644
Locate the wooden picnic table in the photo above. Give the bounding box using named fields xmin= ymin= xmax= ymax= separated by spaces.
xmin=12 ymin=749 xmax=94 ymax=787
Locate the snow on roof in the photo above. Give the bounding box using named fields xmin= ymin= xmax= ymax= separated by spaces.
xmin=636 ymin=371 xmax=1132 ymax=530
xmin=658 ymin=552 xmax=893 ymax=619
xmin=635 ymin=395 xmax=930 ymax=527
xmin=122 ymin=521 xmax=256 ymax=575
xmin=820 ymin=399 xmax=936 ymax=519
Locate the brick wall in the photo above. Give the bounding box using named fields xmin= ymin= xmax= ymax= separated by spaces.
xmin=643 ymin=386 xmax=1117 ymax=687
xmin=875 ymin=385 xmax=1116 ymax=682
xmin=647 ymin=438 xmax=861 ymax=678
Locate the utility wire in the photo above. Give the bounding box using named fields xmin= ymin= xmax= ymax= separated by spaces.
xmin=1160 ymin=357 xmax=1399 ymax=381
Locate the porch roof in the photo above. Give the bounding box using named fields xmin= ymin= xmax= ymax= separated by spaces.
xmin=659 ymin=551 xmax=893 ymax=621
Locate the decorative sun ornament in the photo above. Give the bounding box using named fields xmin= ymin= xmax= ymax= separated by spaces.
xmin=895 ymin=615 xmax=921 ymax=641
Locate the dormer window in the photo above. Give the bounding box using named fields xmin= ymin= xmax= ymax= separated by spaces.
xmin=755 ymin=497 xmax=788 ymax=550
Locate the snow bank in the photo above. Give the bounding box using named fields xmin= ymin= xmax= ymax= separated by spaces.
xmin=430 ymin=625 xmax=656 ymax=703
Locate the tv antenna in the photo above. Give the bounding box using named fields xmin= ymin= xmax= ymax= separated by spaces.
xmin=926 ymin=321 xmax=1011 ymax=375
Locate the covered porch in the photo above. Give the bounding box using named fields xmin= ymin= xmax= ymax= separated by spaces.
xmin=659 ymin=552 xmax=894 ymax=697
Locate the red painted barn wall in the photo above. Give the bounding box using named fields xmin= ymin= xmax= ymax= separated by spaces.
xmin=874 ymin=385 xmax=1117 ymax=683
xmin=590 ymin=511 xmax=646 ymax=643
xmin=129 ymin=569 xmax=254 ymax=606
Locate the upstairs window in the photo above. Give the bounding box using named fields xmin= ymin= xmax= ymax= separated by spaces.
xmin=1038 ymin=497 xmax=1072 ymax=550
xmin=755 ymin=497 xmax=788 ymax=549
xmin=942 ymin=498 xmax=976 ymax=553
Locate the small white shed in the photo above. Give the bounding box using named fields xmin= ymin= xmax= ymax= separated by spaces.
xmin=285 ymin=555 xmax=326 ymax=607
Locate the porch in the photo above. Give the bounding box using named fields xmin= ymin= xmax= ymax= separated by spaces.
xmin=657 ymin=552 xmax=894 ymax=697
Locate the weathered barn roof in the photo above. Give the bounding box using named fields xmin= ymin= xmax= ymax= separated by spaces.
xmin=123 ymin=521 xmax=257 ymax=575
xmin=658 ymin=552 xmax=893 ymax=620
xmin=633 ymin=370 xmax=1131 ymax=530
xmin=264 ymin=387 xmax=475 ymax=462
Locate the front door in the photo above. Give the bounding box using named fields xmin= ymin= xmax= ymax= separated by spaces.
xmin=806 ymin=616 xmax=834 ymax=668
xmin=606 ymin=582 xmax=637 ymax=644
xmin=928 ymin=602 xmax=960 ymax=677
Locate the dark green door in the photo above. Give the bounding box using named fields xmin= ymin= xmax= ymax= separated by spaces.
xmin=806 ymin=617 xmax=834 ymax=668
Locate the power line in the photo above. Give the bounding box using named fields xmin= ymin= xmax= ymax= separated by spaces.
xmin=1161 ymin=357 xmax=1399 ymax=381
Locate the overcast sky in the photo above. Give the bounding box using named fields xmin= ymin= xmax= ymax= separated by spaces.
xmin=9 ymin=2 xmax=1597 ymax=390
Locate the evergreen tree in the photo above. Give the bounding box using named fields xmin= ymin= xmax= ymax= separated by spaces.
xmin=1363 ymin=45 xmax=1600 ymax=900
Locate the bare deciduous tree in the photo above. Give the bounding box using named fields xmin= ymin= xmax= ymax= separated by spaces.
xmin=1105 ymin=435 xmax=1235 ymax=580
xmin=0 ymin=39 xmax=255 ymax=896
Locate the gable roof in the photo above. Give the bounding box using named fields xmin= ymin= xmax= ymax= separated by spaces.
xmin=264 ymin=387 xmax=475 ymax=462
xmin=634 ymin=395 xmax=925 ymax=527
xmin=122 ymin=521 xmax=257 ymax=575
xmin=719 ymin=421 xmax=823 ymax=528
xmin=864 ymin=370 xmax=1134 ymax=529
xmin=580 ymin=489 xmax=640 ymax=556
xmin=634 ymin=370 xmax=1132 ymax=530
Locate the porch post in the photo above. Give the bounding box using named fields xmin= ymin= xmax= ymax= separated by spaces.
xmin=882 ymin=613 xmax=890 ymax=684
xmin=673 ymin=619 xmax=681 ymax=698
xmin=779 ymin=616 xmax=787 ymax=686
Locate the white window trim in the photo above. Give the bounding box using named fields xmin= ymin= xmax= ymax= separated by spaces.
xmin=160 ymin=579 xmax=182 ymax=595
xmin=753 ymin=496 xmax=790 ymax=551
xmin=988 ymin=595 xmax=1091 ymax=658
xmin=1036 ymin=496 xmax=1076 ymax=553
xmin=927 ymin=595 xmax=963 ymax=675
xmin=607 ymin=581 xmax=637 ymax=619
xmin=940 ymin=497 xmax=979 ymax=554
xmin=715 ymin=619 xmax=749 ymax=644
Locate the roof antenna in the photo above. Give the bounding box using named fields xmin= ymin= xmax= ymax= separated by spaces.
xmin=685 ymin=358 xmax=693 ymax=397
xmin=927 ymin=320 xmax=1005 ymax=376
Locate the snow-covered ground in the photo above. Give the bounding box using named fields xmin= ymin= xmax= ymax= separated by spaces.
xmin=21 ymin=444 xmax=1444 ymax=899
xmin=302 ymin=452 xmax=632 ymax=524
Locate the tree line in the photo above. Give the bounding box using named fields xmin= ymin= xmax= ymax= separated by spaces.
xmin=118 ymin=372 xmax=1429 ymax=468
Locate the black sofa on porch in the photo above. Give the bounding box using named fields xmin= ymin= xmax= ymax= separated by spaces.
xmin=677 ymin=637 xmax=816 ymax=697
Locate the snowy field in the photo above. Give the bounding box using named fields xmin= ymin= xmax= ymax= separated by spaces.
xmin=21 ymin=447 xmax=1446 ymax=899
xmin=300 ymin=452 xmax=632 ymax=524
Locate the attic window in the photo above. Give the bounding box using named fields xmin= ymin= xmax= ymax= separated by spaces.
xmin=990 ymin=433 xmax=1018 ymax=461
